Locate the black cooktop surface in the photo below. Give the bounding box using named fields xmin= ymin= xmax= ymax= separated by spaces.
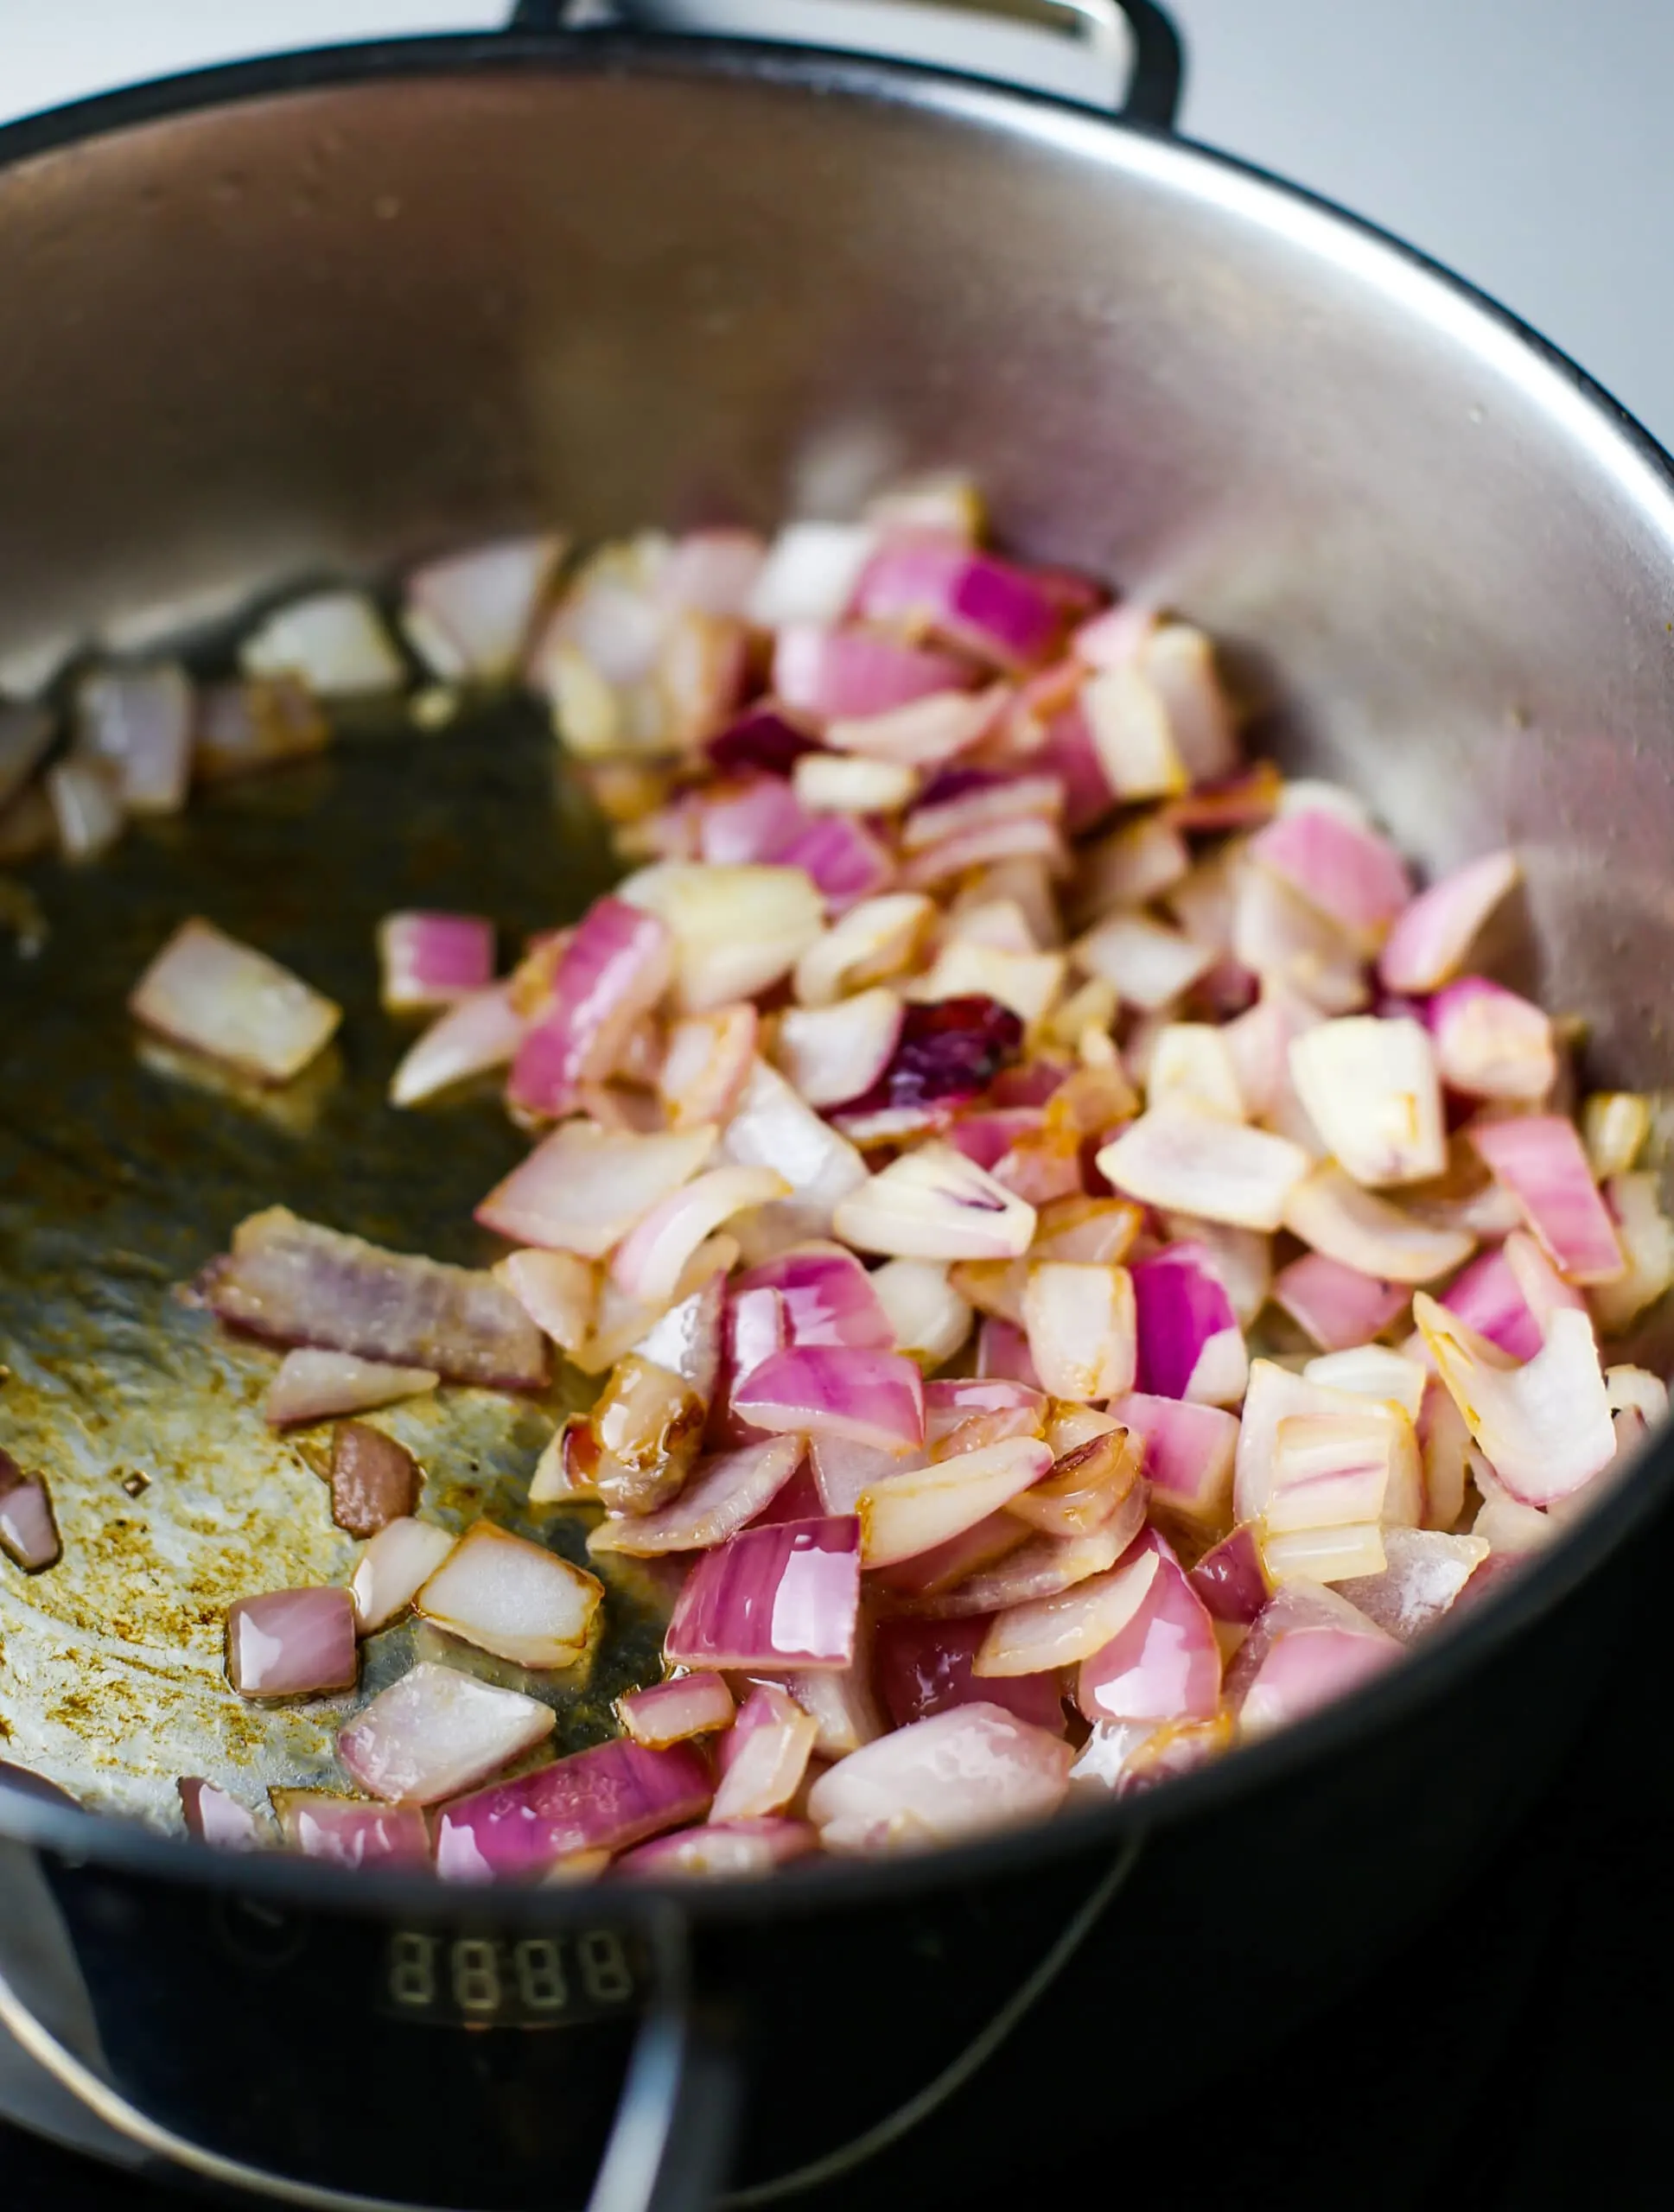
xmin=6 ymin=1571 xmax=1666 ymax=2212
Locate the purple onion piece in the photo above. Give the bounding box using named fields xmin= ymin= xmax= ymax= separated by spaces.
xmin=664 ymin=1516 xmax=862 ymax=1672
xmin=226 ymin=1587 xmax=358 ymax=1699
xmin=434 ymin=1739 xmax=713 ymax=1881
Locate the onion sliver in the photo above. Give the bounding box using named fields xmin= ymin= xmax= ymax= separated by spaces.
xmin=509 ymin=897 xmax=673 ymax=1117
xmin=415 ymin=1522 xmax=602 ymax=1669
xmin=1412 ymin=1294 xmax=1616 ymax=1505
xmin=834 ymin=1142 xmax=1036 ymax=1262
xmin=920 ymin=1494 xmax=1146 ymax=1615
xmin=1283 ymin=1163 xmax=1474 ymax=1284
xmin=1469 ymin=1115 xmax=1625 ymax=1285
xmin=774 ymin=989 xmax=904 ymax=1108
xmin=264 ymin=1348 xmax=437 ymax=1428
xmin=350 ymin=1518 xmax=456 ymax=1635
xmin=378 ymin=912 xmax=495 ymax=1014
xmin=1272 ymin=1251 xmax=1410 ymax=1353
xmin=808 ymin=1704 xmax=1073 ymax=1854
xmin=130 ymin=918 xmax=341 ymax=1084
xmin=477 ymin=1121 xmax=716 ymax=1256
xmin=338 ymin=1662 xmax=556 ymax=1804
xmin=1075 ymin=1542 xmax=1221 ymax=1726
xmin=436 ymin=1738 xmax=714 ymax=1882
xmin=1022 ymin=1262 xmax=1138 ymax=1402
xmin=589 ymin=1437 xmax=804 ymax=1556
xmin=733 ymin=1344 xmax=926 ymax=1452
xmin=1248 ymin=807 xmax=1411 ymax=946
xmin=618 ymin=861 xmax=824 ymax=1011
xmin=1378 ymin=849 xmax=1519 ymax=995
xmin=1429 ymin=977 xmax=1556 ymax=1102
xmin=1130 ymin=1243 xmax=1246 ymax=1407
xmin=665 ymin=1516 xmax=862 ymax=1671
xmin=1112 ymin=1393 xmax=1238 ymax=1535
xmin=390 ymin=982 xmax=525 ymax=1107
xmin=716 ymin=1059 xmax=869 ymax=1248
xmin=978 ymin=1546 xmax=1161 ymax=1676
xmin=1287 ymin=1016 xmax=1447 ymax=1187
xmin=710 ymin=1684 xmax=819 ymax=1821
xmin=611 ymin=1166 xmax=791 ymax=1306
xmin=1097 ymin=1100 xmax=1309 ymax=1232
xmin=858 ymin=1439 xmax=1052 ymax=1567
xmin=617 ymin=1673 xmax=736 ymax=1747
xmin=271 ymin=1792 xmax=430 ymax=1869
xmin=871 ymin=1259 xmax=973 ymax=1366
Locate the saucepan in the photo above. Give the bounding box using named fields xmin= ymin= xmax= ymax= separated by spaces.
xmin=1 ymin=3 xmax=1672 ymax=2207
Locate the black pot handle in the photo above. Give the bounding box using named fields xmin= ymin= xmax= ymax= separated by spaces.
xmin=506 ymin=0 xmax=1186 ymax=130
xmin=0 ymin=1890 xmax=735 ymax=2212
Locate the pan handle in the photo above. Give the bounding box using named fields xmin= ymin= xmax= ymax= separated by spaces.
xmin=0 ymin=1897 xmax=736 ymax=2212
xmin=506 ymin=1 xmax=1186 ymax=129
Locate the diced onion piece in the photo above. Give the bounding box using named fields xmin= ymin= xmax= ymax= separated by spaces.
xmin=661 ymin=529 xmax=767 ymax=620
xmin=1231 ymin=866 xmax=1368 ymax=1014
xmin=1591 ymin=1172 xmax=1674 ymax=1333
xmin=617 ymin=1673 xmax=736 ymax=1747
xmin=436 ymin=1739 xmax=713 ymax=1882
xmin=47 ymin=758 xmax=124 ymax=861
xmin=1287 ymin=1017 xmax=1446 ymax=1186
xmin=1079 ymin=662 xmax=1187 ymax=800
xmin=510 ymin=897 xmax=674 ymax=1116
xmin=866 ymin=472 xmax=984 ymax=539
xmin=194 ymin=676 xmax=329 ymax=782
xmin=1073 ymin=912 xmax=1213 ymax=1011
xmin=404 ymin=533 xmax=565 ymax=681
xmin=710 ymin=1685 xmax=818 ymax=1821
xmin=496 ymin=1249 xmax=596 ymax=1355
xmin=870 ymin=1259 xmax=973 ymax=1367
xmin=351 ymin=1518 xmax=457 ymax=1635
xmin=827 ymin=685 xmax=1008 ymax=769
xmin=1138 ymin=623 xmax=1240 ymax=784
xmin=1005 ymin=1424 xmax=1139 ymax=1537
xmin=264 ymin=1347 xmax=437 ymax=1428
xmin=1429 ymin=978 xmax=1556 ymax=1102
xmin=733 ymin=1245 xmax=895 ymax=1351
xmin=1336 ymin=1526 xmax=1489 ymax=1641
xmin=378 ymin=911 xmax=495 ymax=1014
xmin=589 ymin=1436 xmax=804 ymax=1556
xmin=1582 ymin=1092 xmax=1650 ymax=1181
xmin=1022 ymin=1262 xmax=1137 ymax=1402
xmin=477 ymin=1121 xmax=716 ymax=1256
xmin=1130 ymin=1243 xmax=1246 ymax=1406
xmin=0 ymin=1456 xmax=60 ymax=1573
xmin=746 ymin=522 xmax=880 ymax=627
xmin=1283 ymin=1162 xmax=1475 ymax=1283
xmin=416 ymin=1522 xmax=602 ymax=1668
xmin=1469 ymin=1116 xmax=1625 ymax=1284
xmin=1031 ymin=1197 xmax=1143 ymax=1265
xmin=271 ymin=1792 xmax=430 ymax=1869
xmin=1413 ymin=1293 xmax=1616 ymax=1505
xmin=241 ymin=588 xmax=404 ymax=696
xmin=1097 ymin=1100 xmax=1310 ymax=1232
xmin=1075 ymin=1542 xmax=1221 ymax=1725
xmin=1263 ymin=1413 xmax=1397 ymax=1548
xmin=734 ymin=1344 xmax=924 ymax=1452
xmin=808 ymin=1704 xmax=1072 ymax=1854
xmin=776 ymin=622 xmax=971 ymax=720
xmin=390 ymin=982 xmax=525 ymax=1107
xmin=907 ymin=940 xmax=1067 ymax=1027
xmin=611 ymin=1166 xmax=791 ymax=1306
xmin=225 ymin=1587 xmax=357 ymax=1699
xmin=338 ymin=1662 xmax=555 ymax=1805
xmin=859 ymin=1438 xmax=1053 ymax=1567
xmin=978 ymin=1546 xmax=1161 ymax=1677
xmin=589 ymin=1354 xmax=706 ymax=1515
xmin=658 ymin=1003 xmax=758 ymax=1130
xmin=1302 ymin=1344 xmax=1427 ymax=1421
xmin=920 ymin=1491 xmax=1145 ymax=1617
xmin=834 ymin=1143 xmax=1037 ymax=1262
xmin=616 ymin=861 xmax=823 ymax=1012
xmin=1074 ymin=815 xmax=1191 ymax=923
xmin=775 ymin=989 xmax=904 ymax=1107
xmin=1236 ymin=1357 xmax=1415 ymax=1525
xmin=630 ymin=1271 xmax=726 ymax=1401
xmin=130 ymin=918 xmax=341 ymax=1084
xmin=619 ymin=1817 xmax=818 ymax=1878
xmin=1147 ymin=1023 xmax=1245 ymax=1118
xmin=784 ymin=1660 xmax=884 ymax=1758
xmin=793 ymin=892 xmax=935 ymax=1007
xmin=1378 ymin=849 xmax=1519 ymax=994
xmin=1112 ymin=1393 xmax=1238 ymax=1535
xmin=1233 ymin=1583 xmax=1401 ymax=1737
xmin=854 ymin=537 xmax=1066 ymax=671
xmin=1248 ymin=807 xmax=1412 ymax=946
xmin=716 ymin=1060 xmax=869 ymax=1250
xmin=74 ymin=664 xmax=193 ymax=814
xmin=1187 ymin=1523 xmax=1271 ymax=1625
xmin=1272 ymin=1251 xmax=1410 ymax=1352
xmin=178 ymin=1777 xmax=265 ymax=1851
xmin=665 ymin=1516 xmax=862 ymax=1670
xmin=1499 ymin=1230 xmax=1588 ymax=1340
xmin=875 ymin=1615 xmax=1062 ymax=1734
xmin=792 ymin=751 xmax=918 ymax=815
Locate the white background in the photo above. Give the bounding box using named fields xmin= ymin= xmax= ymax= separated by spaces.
xmin=0 ymin=2 xmax=1670 ymax=441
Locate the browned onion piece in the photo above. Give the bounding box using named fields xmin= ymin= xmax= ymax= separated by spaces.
xmin=329 ymin=1421 xmax=422 ymax=1539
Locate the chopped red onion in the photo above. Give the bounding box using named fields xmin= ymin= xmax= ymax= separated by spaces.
xmin=706 ymin=704 xmax=822 ymax=779
xmin=833 ymin=995 xmax=1024 ymax=1128
xmin=194 ymin=676 xmax=328 ymax=783
xmin=1439 ymin=1246 xmax=1543 ymax=1360
xmin=328 ymin=1419 xmax=421 ymax=1538
xmin=206 ymin=1206 xmax=547 ymax=1388
xmin=781 ymin=1657 xmax=883 ymax=1758
xmin=477 ymin=1121 xmax=716 ymax=1259
xmin=509 ymin=897 xmax=672 ymax=1117
xmin=586 ymin=1354 xmax=706 ymax=1515
xmin=773 ymin=814 xmax=894 ymax=912
xmin=389 ymin=982 xmax=525 ymax=1108
xmin=1232 ymin=865 xmax=1369 ymax=1015
xmin=792 ymin=749 xmax=919 ymax=815
xmin=1187 ymin=1524 xmax=1271 ymax=1626
xmin=1288 ymin=1016 xmax=1447 ymax=1186
xmin=241 ymin=588 xmax=404 ymax=696
xmin=404 ymin=532 xmax=566 ymax=681
xmin=1469 ymin=1115 xmax=1625 ymax=1283
xmin=869 ymin=1259 xmax=974 ymax=1366
xmin=338 ymin=1662 xmax=556 ymax=1804
xmin=899 ymin=808 xmax=1066 ymax=889
xmin=977 ymin=1316 xmax=1044 ymax=1387
xmin=833 ymin=1142 xmax=1037 ymax=1262
xmin=618 ymin=862 xmax=824 ymax=1011
xmin=436 ymin=1738 xmax=714 ymax=1881
xmin=350 ymin=1517 xmax=456 ymax=1635
xmin=1005 ymin=1425 xmax=1142 ymax=1539
xmin=1582 ymin=1091 xmax=1651 ymax=1180
xmin=1231 ymin=1583 xmax=1401 ymax=1738
xmin=733 ymin=1344 xmax=925 ymax=1452
xmin=1302 ymin=1343 xmax=1428 ymax=1421
xmin=1130 ymin=1243 xmax=1246 ymax=1406
xmin=807 ymin=1703 xmax=1073 ymax=1854
xmin=696 ymin=774 xmax=812 ymax=865
xmin=1592 ymin=1171 xmax=1674 ymax=1333
xmin=1112 ymin=1392 xmax=1238 ymax=1535
xmin=0 ymin=1452 xmax=60 ymax=1573
xmin=1248 ymin=807 xmax=1412 ymax=945
xmin=875 ymin=1616 xmax=1064 ymax=1735
xmin=48 ymin=757 xmax=124 ymax=861
xmin=378 ymin=912 xmax=495 ymax=1015
xmin=920 ymin=1491 xmax=1146 ymax=1616
xmin=716 ymin=1058 xmax=869 ymax=1249
xmin=271 ymin=1790 xmax=431 ymax=1868
xmin=496 ymin=1249 xmax=596 ymax=1357
xmin=662 ymin=529 xmax=767 ymax=620
xmin=617 ymin=1672 xmax=736 ymax=1747
xmin=1272 ymin=1251 xmax=1410 ymax=1353
xmin=632 ymin=1271 xmax=727 ymax=1402
xmin=710 ymin=1683 xmax=818 ymax=1821
xmin=1021 ymin=1260 xmax=1138 ymax=1402
xmin=1138 ymin=624 xmax=1240 ymax=784
xmin=745 ymin=522 xmax=880 ymax=628
xmin=665 ymin=1516 xmax=862 ymax=1671
xmin=659 ymin=1004 xmax=759 ymax=1130
xmin=1378 ymin=849 xmax=1520 ymax=995
xmin=1031 ymin=697 xmax=1118 ymax=832
xmin=264 ymin=1348 xmax=437 ymax=1428
xmin=611 ymin=1165 xmax=790 ymax=1306
xmin=75 ymin=664 xmax=193 ymax=814
xmin=1429 ymin=977 xmax=1556 ymax=1102
xmin=178 ymin=1777 xmax=265 ymax=1851
xmin=589 ymin=1436 xmax=804 ymax=1556
xmin=858 ymin=1438 xmax=1052 ymax=1567
xmin=902 ymin=769 xmax=1062 ymax=853
xmin=130 ymin=918 xmax=341 ymax=1085
xmin=1412 ymin=1294 xmax=1616 ymax=1505
xmin=1031 ymin=1195 xmax=1143 ymax=1264
xmin=1079 ymin=662 xmax=1187 ymax=801
xmin=773 ymin=623 xmax=972 ymax=720
xmin=733 ymin=1246 xmax=895 ymax=1352
xmin=618 ymin=1817 xmax=818 ymax=1878
xmin=979 ymin=1544 xmax=1162 ymax=1676
xmin=1283 ymin=1163 xmax=1476 ymax=1284
xmin=1097 ymin=1100 xmax=1310 ymax=1232
xmin=792 ymin=890 xmax=935 ymax=1007
xmin=775 ymin=989 xmax=904 ymax=1107
xmin=415 ymin=1521 xmax=602 ymax=1668
xmin=854 ymin=536 xmax=1066 ymax=671
xmin=1074 ymin=912 xmax=1214 ymax=1012
xmin=1075 ymin=1538 xmax=1221 ymax=1726
xmin=810 ymin=1433 xmax=913 ymax=1516
xmin=1335 ymin=1526 xmax=1489 ymax=1641
xmin=827 ymin=685 xmax=1009 ymax=771
xmin=226 ymin=1587 xmax=357 ymax=1699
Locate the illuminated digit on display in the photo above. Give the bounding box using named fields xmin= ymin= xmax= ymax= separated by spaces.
xmin=388 ymin=1932 xmax=438 ymax=2008
xmin=513 ymin=1937 xmax=569 ymax=2011
xmin=451 ymin=1937 xmax=503 ymax=2012
xmin=578 ymin=1929 xmax=633 ymax=2004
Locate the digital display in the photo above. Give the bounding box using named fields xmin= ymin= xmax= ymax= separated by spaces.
xmin=379 ymin=1928 xmax=641 ymax=2029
